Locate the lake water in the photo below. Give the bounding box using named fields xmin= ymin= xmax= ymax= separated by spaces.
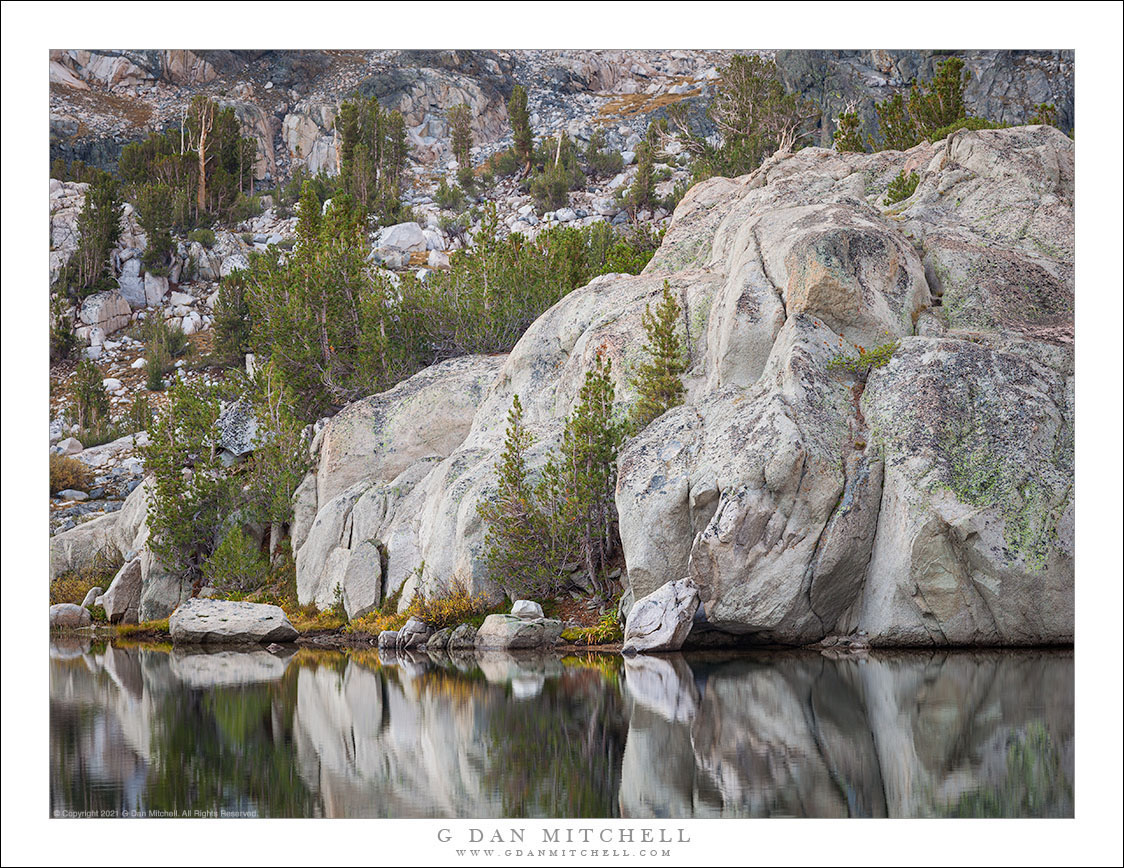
xmin=49 ymin=640 xmax=1073 ymax=818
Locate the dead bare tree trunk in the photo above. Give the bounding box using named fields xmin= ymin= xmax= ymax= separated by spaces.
xmin=195 ymin=101 xmax=214 ymax=215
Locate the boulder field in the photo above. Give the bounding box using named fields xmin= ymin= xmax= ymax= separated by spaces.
xmin=51 ymin=127 xmax=1074 ymax=647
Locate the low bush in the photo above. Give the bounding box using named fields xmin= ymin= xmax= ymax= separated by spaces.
xmin=827 ymin=339 xmax=900 ymax=374
xmin=49 ymin=546 xmax=123 ymax=605
xmin=204 ymin=525 xmax=269 ymax=596
xmin=403 ymin=580 xmax=494 ymax=629
xmin=187 ymin=227 xmax=216 ymax=247
xmin=884 ymin=170 xmax=920 ymax=205
xmin=50 ymin=453 xmax=93 ymax=494
xmin=434 ymin=177 xmax=468 ymax=212
xmin=561 ymin=610 xmax=623 ymax=646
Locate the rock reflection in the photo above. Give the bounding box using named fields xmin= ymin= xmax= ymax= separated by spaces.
xmin=50 ymin=643 xmax=1073 ymax=818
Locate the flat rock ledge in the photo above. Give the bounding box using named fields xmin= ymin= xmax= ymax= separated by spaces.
xmin=169 ymin=598 xmax=298 ymax=645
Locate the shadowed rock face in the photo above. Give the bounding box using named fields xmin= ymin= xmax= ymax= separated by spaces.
xmin=50 ymin=644 xmax=1073 ymax=818
xmin=776 ymin=50 xmax=1075 ymax=148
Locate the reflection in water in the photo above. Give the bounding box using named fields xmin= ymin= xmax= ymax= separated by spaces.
xmin=49 ymin=639 xmax=1073 ymax=818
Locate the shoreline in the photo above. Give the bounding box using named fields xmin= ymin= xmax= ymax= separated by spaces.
xmin=48 ymin=626 xmax=1076 ymax=657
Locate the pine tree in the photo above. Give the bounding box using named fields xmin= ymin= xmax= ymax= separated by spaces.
xmin=833 ymin=110 xmax=866 ymax=153
xmin=556 ymin=352 xmax=626 ymax=594
xmin=627 ymin=139 xmax=655 ymax=214
xmin=872 ymin=56 xmax=975 ymax=151
xmin=448 ymin=103 xmax=475 ymax=190
xmin=72 ymin=359 xmax=110 ymax=434
xmin=143 ymin=378 xmax=237 ymax=582
xmin=508 ymin=84 xmax=533 ymax=171
xmin=631 ymin=280 xmax=688 ymax=430
xmin=872 ymin=92 xmax=920 ymax=151
xmin=477 ymin=395 xmax=560 ymax=597
xmin=57 ymin=174 xmax=121 ymax=300
xmin=213 ymin=269 xmax=251 ymax=367
xmin=909 ymin=57 xmax=970 ymax=140
xmin=248 ymin=359 xmax=311 ymax=558
xmin=135 ymin=182 xmax=174 ymax=275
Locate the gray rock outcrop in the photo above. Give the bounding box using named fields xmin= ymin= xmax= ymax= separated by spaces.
xmin=475 ymin=612 xmax=564 ymax=651
xmin=169 ymin=598 xmax=299 ymax=644
xmin=286 ymin=126 xmax=1072 ymax=647
xmin=396 ymin=617 xmax=433 ymax=650
xmin=622 ymin=579 xmax=700 ymax=655
xmin=50 ymin=603 xmax=92 ymax=629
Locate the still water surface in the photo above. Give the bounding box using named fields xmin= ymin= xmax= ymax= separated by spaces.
xmin=49 ymin=640 xmax=1073 ymax=818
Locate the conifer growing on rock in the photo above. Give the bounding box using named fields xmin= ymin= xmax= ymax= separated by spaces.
xmin=143 ymin=378 xmax=238 ymax=582
xmin=56 ymin=173 xmax=121 ymax=300
xmin=631 ymin=280 xmax=687 ymax=430
xmin=477 ymin=395 xmax=559 ymax=597
xmin=833 ymin=109 xmax=866 ymax=153
xmin=508 ymin=84 xmax=533 ymax=172
xmin=448 ymin=103 xmax=475 ymax=190
xmin=556 ymin=352 xmax=627 ymax=595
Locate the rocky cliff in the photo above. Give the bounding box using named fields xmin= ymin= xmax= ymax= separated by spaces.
xmin=776 ymin=50 xmax=1075 ymax=147
xmin=53 ymin=125 xmax=1074 ymax=645
xmin=50 ymin=49 xmax=1074 ymax=181
xmin=291 ymin=125 xmax=1075 ymax=646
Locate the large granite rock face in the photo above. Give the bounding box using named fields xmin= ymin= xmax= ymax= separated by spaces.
xmin=169 ymin=598 xmax=299 ymax=644
xmin=617 ymin=126 xmax=1074 ymax=646
xmin=265 ymin=127 xmax=1072 ymax=645
xmin=294 ymin=356 xmax=502 ymax=615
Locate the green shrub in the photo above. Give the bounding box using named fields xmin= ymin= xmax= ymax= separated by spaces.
xmin=884 ymin=170 xmax=920 ymax=205
xmin=827 ymin=339 xmax=900 ymax=375
xmin=585 ymin=129 xmax=623 ymax=177
xmin=204 ymin=525 xmax=269 ymax=596
xmin=928 ymin=116 xmax=1008 ymax=142
xmin=143 ymin=316 xmax=191 ymax=390
xmin=486 ymin=148 xmax=521 ymax=178
xmin=1028 ymin=103 xmax=1058 ymax=127
xmin=561 ymin=610 xmax=623 ymax=645
xmin=187 ymin=227 xmax=216 ymax=247
xmin=434 ymin=177 xmax=468 ymax=212
xmin=87 ymin=604 xmax=108 ymax=623
xmin=72 ymin=359 xmax=110 ymax=434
